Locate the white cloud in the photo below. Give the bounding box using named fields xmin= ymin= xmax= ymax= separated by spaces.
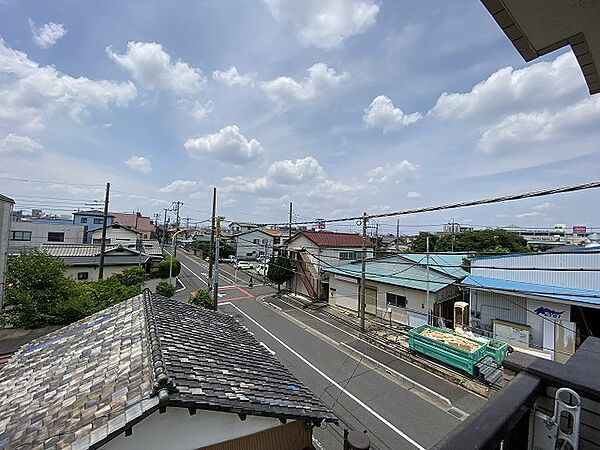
xmin=189 ymin=100 xmax=213 ymax=121
xmin=0 ymin=39 xmax=136 ymax=130
xmin=106 ymin=41 xmax=205 ymax=95
xmin=159 ymin=179 xmax=201 ymax=193
xmin=221 ymin=175 xmax=269 ymax=194
xmin=367 ymin=161 xmax=418 ymax=183
xmin=430 ymin=52 xmax=584 ymax=120
xmin=184 ymin=125 xmax=264 ymax=164
xmin=212 ymin=66 xmax=254 ymax=87
xmin=0 ymin=133 xmax=42 ymax=153
xmin=260 ymin=63 xmax=347 ymax=107
xmin=29 ymin=20 xmax=67 ymax=49
xmin=263 ymin=0 xmax=379 ymax=49
xmin=124 ymin=155 xmax=151 ymax=173
xmin=266 ymin=156 xmax=325 ymax=184
xmin=516 ymin=211 xmax=544 ymax=219
xmin=533 ymin=202 xmax=555 ymax=211
xmin=406 ymin=191 xmax=422 ymax=198
xmin=364 ymin=95 xmax=422 ymax=132
xmin=477 ymin=95 xmax=600 ymax=153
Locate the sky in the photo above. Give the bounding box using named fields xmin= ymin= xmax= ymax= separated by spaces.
xmin=1 ymin=0 xmax=599 ymax=234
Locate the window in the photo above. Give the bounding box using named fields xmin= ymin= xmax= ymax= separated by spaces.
xmin=339 ymin=251 xmax=358 ymax=260
xmin=93 ymin=238 xmax=111 ymax=244
xmin=93 ymin=218 xmax=103 ymax=224
xmin=80 ymin=217 xmax=88 ymax=223
xmin=386 ymin=293 xmax=407 ymax=308
xmin=47 ymin=232 xmax=65 ymax=242
xmin=253 ymin=239 xmax=259 ymax=244
xmin=77 ymin=272 xmax=89 ymax=280
xmin=246 ymin=252 xmax=254 ymax=256
xmin=11 ymin=230 xmax=32 ymax=241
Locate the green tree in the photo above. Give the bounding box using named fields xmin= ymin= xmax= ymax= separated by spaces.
xmin=370 ymin=236 xmax=385 ymax=256
xmin=157 ymin=256 xmax=181 ymax=278
xmin=408 ymin=232 xmax=439 ymax=253
xmin=189 ymin=289 xmax=214 ymax=309
xmin=156 ymin=281 xmax=176 ymax=297
xmin=434 ymin=229 xmax=528 ymax=253
xmin=267 ymin=255 xmax=293 ymax=291
xmin=111 ymin=267 xmax=146 ymax=287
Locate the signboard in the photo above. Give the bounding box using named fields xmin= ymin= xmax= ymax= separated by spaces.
xmin=534 ymin=306 xmax=564 ymax=319
xmin=573 ymin=226 xmax=587 ymax=234
xmin=315 ymin=219 xmax=325 ymax=230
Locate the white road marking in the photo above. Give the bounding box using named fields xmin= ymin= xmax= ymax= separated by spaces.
xmin=265 ymin=302 xmax=282 ymax=311
xmin=259 ymin=342 xmax=276 ymax=355
xmin=227 ymin=303 xmax=426 ymax=450
xmin=175 ymin=277 xmax=186 ymax=293
xmin=179 ymin=250 xmax=237 ymax=284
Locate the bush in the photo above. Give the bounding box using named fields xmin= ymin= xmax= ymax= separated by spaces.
xmin=111 ymin=267 xmax=146 ymax=287
xmin=157 ymin=256 xmax=181 ymax=278
xmin=156 ymin=282 xmax=176 ymax=297
xmin=189 ymin=289 xmax=214 ymax=309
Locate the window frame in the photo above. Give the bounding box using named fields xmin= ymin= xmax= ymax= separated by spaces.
xmin=339 ymin=251 xmax=358 ymax=260
xmin=80 ymin=217 xmax=88 ymax=223
xmin=386 ymin=292 xmax=407 ymax=308
xmin=47 ymin=232 xmax=65 ymax=242
xmin=93 ymin=218 xmax=103 ymax=224
xmin=77 ymin=272 xmax=89 ymax=280
xmin=11 ymin=230 xmax=32 ymax=241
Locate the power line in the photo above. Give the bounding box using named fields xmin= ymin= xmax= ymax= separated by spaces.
xmin=0 ymin=175 xmax=104 ymax=187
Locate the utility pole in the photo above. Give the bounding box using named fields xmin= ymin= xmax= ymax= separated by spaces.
xmin=208 ymin=187 xmax=217 ymax=291
xmin=161 ymin=208 xmax=168 ymax=252
xmin=213 ymin=216 xmax=222 ymax=311
xmin=396 ymin=219 xmax=400 ymax=252
xmin=288 ymin=202 xmax=293 ymax=245
xmin=172 ymin=201 xmax=183 ymax=257
xmin=185 ymin=216 xmax=190 ymax=233
xmin=451 ymin=217 xmax=455 ymax=252
xmin=154 ymin=213 xmax=159 ymax=240
xmin=98 ymin=182 xmax=110 ymax=280
xmin=426 ymin=236 xmax=430 ymax=326
xmin=360 ymin=212 xmax=368 ymax=332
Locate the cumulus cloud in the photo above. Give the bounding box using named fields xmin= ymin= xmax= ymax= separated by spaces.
xmin=533 ymin=202 xmax=555 ymax=211
xmin=184 ymin=125 xmax=264 ymax=164
xmin=212 ymin=66 xmax=254 ymax=87
xmin=159 ymin=179 xmax=201 ymax=193
xmin=406 ymin=191 xmax=422 ymax=198
xmin=516 ymin=211 xmax=544 ymax=219
xmin=266 ymin=156 xmax=325 ymax=184
xmin=430 ymin=52 xmax=584 ymax=120
xmin=0 ymin=39 xmax=136 ymax=130
xmin=29 ymin=20 xmax=67 ymax=48
xmin=367 ymin=161 xmax=418 ymax=183
xmin=477 ymin=95 xmax=600 ymax=153
xmin=106 ymin=41 xmax=205 ymax=95
xmin=263 ymin=0 xmax=379 ymax=49
xmin=221 ymin=175 xmax=269 ymax=194
xmin=260 ymin=63 xmax=347 ymax=107
xmin=182 ymin=100 xmax=213 ymax=121
xmin=0 ymin=133 xmax=42 ymax=153
xmin=124 ymin=155 xmax=151 ymax=173
xmin=364 ymin=95 xmax=422 ymax=132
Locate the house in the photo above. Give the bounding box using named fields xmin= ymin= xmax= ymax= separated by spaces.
xmin=461 ymin=250 xmax=600 ymax=362
xmin=9 ymin=219 xmax=85 ymax=253
xmin=112 ymin=212 xmax=155 ymax=239
xmin=286 ymin=231 xmax=374 ymax=301
xmin=41 ymin=243 xmax=150 ymax=282
xmin=73 ymin=210 xmax=115 ymax=243
xmin=228 ymin=221 xmax=260 ymax=234
xmin=91 ymin=223 xmax=142 ymax=245
xmin=325 ymin=253 xmax=468 ymax=327
xmin=234 ymin=229 xmax=274 ymax=261
xmin=0 ymin=193 xmax=14 ymax=309
xmin=0 ymin=291 xmax=336 ymax=449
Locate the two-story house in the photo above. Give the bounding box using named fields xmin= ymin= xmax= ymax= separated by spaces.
xmin=234 ymin=229 xmax=274 ymax=261
xmin=112 ymin=212 xmax=155 ymax=239
xmin=73 ymin=210 xmax=114 ymax=243
xmin=286 ymin=231 xmax=373 ymax=302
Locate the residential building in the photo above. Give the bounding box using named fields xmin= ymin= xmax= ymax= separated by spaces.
xmin=325 ymin=253 xmax=468 ymax=327
xmin=0 ymin=291 xmax=336 ymax=449
xmin=442 ymin=222 xmax=474 ymax=234
xmin=286 ymin=231 xmax=374 ymax=301
xmin=0 ymin=194 xmax=14 ymax=309
xmin=112 ymin=212 xmax=155 ymax=239
xmin=41 ymin=243 xmax=150 ymax=282
xmin=227 ymin=221 xmax=261 ymax=235
xmin=9 ymin=219 xmax=85 ymax=253
xmin=73 ymin=210 xmax=114 ymax=243
xmin=234 ymin=229 xmax=274 ymax=261
xmin=462 ymin=250 xmax=600 ymax=362
xmin=90 ymin=223 xmax=141 ymax=245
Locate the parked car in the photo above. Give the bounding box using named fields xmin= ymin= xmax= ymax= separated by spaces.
xmin=235 ymin=261 xmax=253 ymax=270
xmin=228 ymin=255 xmax=237 ymax=263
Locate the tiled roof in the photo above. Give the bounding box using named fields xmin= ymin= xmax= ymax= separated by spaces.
xmin=296 ymin=231 xmax=372 ymax=248
xmin=112 ymin=212 xmax=154 ymax=233
xmin=61 ymin=255 xmax=149 ymax=267
xmin=0 ymin=292 xmax=335 ymax=449
xmin=40 ymin=243 xmax=140 ymax=258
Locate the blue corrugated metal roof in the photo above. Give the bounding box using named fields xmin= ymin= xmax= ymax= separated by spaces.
xmin=397 ymin=253 xmax=469 ymax=279
xmin=324 ymin=258 xmax=458 ymax=292
xmin=462 ymin=275 xmax=600 ymax=306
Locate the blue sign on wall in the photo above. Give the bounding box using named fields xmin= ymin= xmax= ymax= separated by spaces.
xmin=534 ymin=306 xmax=564 ymax=319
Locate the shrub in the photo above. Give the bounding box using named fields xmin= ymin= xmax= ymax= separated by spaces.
xmin=111 ymin=267 xmax=146 ymax=287
xmin=156 ymin=282 xmax=176 ymax=297
xmin=189 ymin=289 xmax=214 ymax=309
xmin=157 ymin=256 xmax=181 ymax=278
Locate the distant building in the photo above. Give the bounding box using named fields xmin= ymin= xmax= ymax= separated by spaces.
xmin=443 ymin=223 xmax=474 ymax=234
xmin=90 ymin=223 xmax=141 ymax=245
xmin=31 ymin=209 xmax=42 ymax=219
xmin=234 ymin=229 xmax=274 ymax=261
xmin=9 ymin=220 xmax=85 ymax=253
xmin=228 ymin=221 xmax=261 ymax=235
xmin=0 ymin=194 xmax=14 ymax=309
xmin=112 ymin=212 xmax=155 ymax=239
xmin=73 ymin=210 xmax=114 ymax=243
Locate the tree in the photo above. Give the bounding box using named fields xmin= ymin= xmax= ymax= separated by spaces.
xmin=370 ymin=236 xmax=385 ymax=256
xmin=189 ymin=289 xmax=214 ymax=309
xmin=157 ymin=256 xmax=181 ymax=278
xmin=111 ymin=267 xmax=146 ymax=287
xmin=267 ymin=255 xmax=293 ymax=291
xmin=409 ymin=232 xmax=439 ymax=253
xmin=434 ymin=229 xmax=529 ymax=253
xmin=156 ymin=282 xmax=176 ymax=297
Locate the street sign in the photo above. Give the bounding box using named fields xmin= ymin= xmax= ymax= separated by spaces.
xmin=573 ymin=226 xmax=587 ymax=234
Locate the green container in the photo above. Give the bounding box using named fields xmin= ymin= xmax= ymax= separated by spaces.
xmin=484 ymin=339 xmax=509 ymax=365
xmin=408 ymin=325 xmax=486 ymax=376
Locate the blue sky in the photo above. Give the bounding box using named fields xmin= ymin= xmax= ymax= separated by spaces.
xmin=1 ymin=0 xmax=599 ymax=233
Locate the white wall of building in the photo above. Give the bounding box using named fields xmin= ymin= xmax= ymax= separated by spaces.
xmin=0 ymin=198 xmax=13 ymax=309
xmin=64 ymin=264 xmax=138 ymax=282
xmin=92 ymin=227 xmax=139 ymax=244
xmin=235 ymin=230 xmax=273 ymax=260
xmin=103 ymin=407 xmax=282 ymax=450
xmin=9 ymin=221 xmax=85 ymax=251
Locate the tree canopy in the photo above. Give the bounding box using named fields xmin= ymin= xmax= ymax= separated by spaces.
xmin=409 ymin=229 xmax=529 ymax=254
xmin=267 ymin=255 xmax=293 ymax=291
xmin=189 ymin=289 xmax=214 ymax=309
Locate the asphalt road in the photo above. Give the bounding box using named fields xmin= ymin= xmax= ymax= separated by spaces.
xmin=172 ymin=249 xmax=486 ymax=449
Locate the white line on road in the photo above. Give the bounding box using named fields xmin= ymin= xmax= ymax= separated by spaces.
xmin=175 ymin=277 xmax=186 ymax=293
xmin=265 ymin=302 xmax=282 ymax=311
xmin=227 ymin=303 xmax=426 ymax=450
